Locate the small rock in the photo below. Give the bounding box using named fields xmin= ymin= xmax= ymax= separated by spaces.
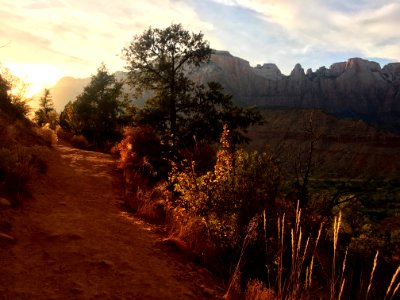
xmin=0 ymin=197 xmax=12 ymax=207
xmin=0 ymin=232 xmax=16 ymax=245
xmin=201 ymin=285 xmax=216 ymax=297
xmin=97 ymin=259 xmax=114 ymax=268
xmin=66 ymin=233 xmax=83 ymax=240
xmin=70 ymin=287 xmax=83 ymax=295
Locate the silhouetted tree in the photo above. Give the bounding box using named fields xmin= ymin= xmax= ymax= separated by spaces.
xmin=60 ymin=64 xmax=134 ymax=149
xmin=35 ymin=89 xmax=57 ymax=128
xmin=122 ymin=24 xmax=262 ymax=158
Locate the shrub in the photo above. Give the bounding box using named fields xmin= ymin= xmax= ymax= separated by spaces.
xmin=71 ymin=134 xmax=89 ymax=149
xmin=0 ymin=145 xmax=49 ymax=205
xmin=55 ymin=125 xmax=73 ymax=141
xmin=116 ymin=125 xmax=167 ymax=182
xmin=178 ymin=143 xmax=217 ymax=174
xmin=35 ymin=125 xmax=58 ymax=146
xmin=171 ymin=126 xmax=281 ymax=251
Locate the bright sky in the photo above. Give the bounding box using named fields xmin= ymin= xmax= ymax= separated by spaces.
xmin=1 ymin=0 xmax=399 ymax=98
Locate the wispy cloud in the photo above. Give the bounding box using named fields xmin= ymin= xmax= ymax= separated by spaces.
xmin=1 ymin=0 xmax=399 ymax=92
xmin=209 ymin=0 xmax=400 ymax=71
xmin=1 ymin=0 xmax=211 ymax=76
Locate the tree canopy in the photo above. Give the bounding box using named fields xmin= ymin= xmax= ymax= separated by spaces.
xmin=0 ymin=67 xmax=30 ymax=117
xmin=122 ymin=24 xmax=262 ymax=157
xmin=60 ymin=64 xmax=134 ymax=148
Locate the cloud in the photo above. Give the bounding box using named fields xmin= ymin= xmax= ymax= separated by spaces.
xmin=210 ymin=0 xmax=400 ymax=71
xmin=1 ymin=0 xmax=213 ymax=77
xmin=1 ymin=0 xmax=399 ymax=82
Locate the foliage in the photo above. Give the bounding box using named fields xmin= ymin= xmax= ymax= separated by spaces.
xmin=307 ymin=178 xmax=400 ymax=259
xmin=170 ymin=126 xmax=280 ymax=250
xmin=115 ymin=125 xmax=167 ymax=181
xmin=122 ymin=24 xmax=262 ymax=158
xmin=35 ymin=89 xmax=58 ymax=129
xmin=0 ymin=145 xmax=49 ymax=204
xmin=59 ymin=101 xmax=73 ymax=133
xmin=35 ymin=125 xmax=58 ymax=146
xmin=59 ymin=64 xmax=134 ymax=149
xmin=70 ymin=134 xmax=89 ymax=149
xmin=0 ymin=67 xmax=30 ymax=117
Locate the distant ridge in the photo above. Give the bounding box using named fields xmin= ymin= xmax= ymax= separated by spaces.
xmin=45 ymin=51 xmax=400 ymax=132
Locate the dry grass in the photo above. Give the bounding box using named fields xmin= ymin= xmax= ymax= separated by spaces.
xmin=245 ymin=279 xmax=275 ymax=300
xmin=384 ymin=266 xmax=400 ymax=300
xmin=365 ymin=251 xmax=379 ymax=300
xmin=225 ymin=216 xmax=259 ymax=299
xmin=224 ymin=206 xmax=400 ymax=300
xmin=35 ymin=125 xmax=58 ymax=146
xmin=0 ymin=145 xmax=49 ymax=205
xmin=331 ymin=211 xmax=347 ymax=300
xmin=125 ymin=179 xmax=168 ymax=225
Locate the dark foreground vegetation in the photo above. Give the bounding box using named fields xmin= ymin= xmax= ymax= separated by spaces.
xmin=0 ymin=68 xmax=53 ymax=206
xmin=1 ymin=23 xmax=399 ymax=299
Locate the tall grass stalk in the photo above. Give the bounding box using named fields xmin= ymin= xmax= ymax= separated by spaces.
xmin=384 ymin=265 xmax=400 ymax=300
xmin=225 ymin=216 xmax=259 ymax=299
xmin=337 ymin=248 xmax=348 ymax=300
xmin=331 ymin=211 xmax=342 ymax=300
xmin=262 ymin=209 xmax=271 ymax=288
xmin=306 ymin=222 xmax=323 ymax=290
xmin=275 ymin=202 xmax=323 ymax=299
xmin=277 ymin=213 xmax=285 ymax=299
xmin=365 ymin=251 xmax=379 ymax=299
xmin=390 ymin=282 xmax=400 ymax=300
xmin=287 ymin=202 xmax=311 ymax=298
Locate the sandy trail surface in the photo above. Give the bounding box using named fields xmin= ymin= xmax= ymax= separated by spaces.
xmin=0 ymin=144 xmax=222 ymax=299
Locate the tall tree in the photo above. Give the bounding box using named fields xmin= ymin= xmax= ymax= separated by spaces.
xmin=35 ymin=89 xmax=57 ymax=128
xmin=122 ymin=24 xmax=262 ymax=156
xmin=60 ymin=64 xmax=134 ymax=148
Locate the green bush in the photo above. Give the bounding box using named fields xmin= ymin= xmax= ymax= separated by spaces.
xmin=171 ymin=126 xmax=281 ymax=250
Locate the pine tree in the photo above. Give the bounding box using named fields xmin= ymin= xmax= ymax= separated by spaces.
xmin=35 ymin=89 xmax=57 ymax=128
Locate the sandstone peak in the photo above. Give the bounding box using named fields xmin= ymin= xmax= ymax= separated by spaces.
xmin=329 ymin=62 xmax=346 ymax=76
xmin=252 ymin=63 xmax=283 ymax=80
xmin=345 ymin=57 xmax=381 ymax=73
xmin=212 ymin=50 xmax=232 ymax=56
xmin=382 ymin=63 xmax=400 ymax=81
xmin=290 ymin=63 xmax=305 ymax=77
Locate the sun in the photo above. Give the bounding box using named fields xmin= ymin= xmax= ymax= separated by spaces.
xmin=4 ymin=63 xmax=62 ymax=98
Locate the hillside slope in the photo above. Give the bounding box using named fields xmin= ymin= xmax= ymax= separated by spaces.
xmin=247 ymin=108 xmax=400 ymax=178
xmin=0 ymin=144 xmax=221 ymax=299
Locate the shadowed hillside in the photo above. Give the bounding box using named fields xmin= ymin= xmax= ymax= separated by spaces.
xmin=247 ymin=108 xmax=400 ymax=179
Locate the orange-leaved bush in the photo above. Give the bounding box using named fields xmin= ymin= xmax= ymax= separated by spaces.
xmin=115 ymin=125 xmax=167 ymax=181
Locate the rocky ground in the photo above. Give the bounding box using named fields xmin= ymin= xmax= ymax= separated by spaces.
xmin=0 ymin=144 xmax=223 ymax=299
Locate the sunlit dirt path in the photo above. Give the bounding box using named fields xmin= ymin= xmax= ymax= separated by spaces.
xmin=0 ymin=144 xmax=221 ymax=299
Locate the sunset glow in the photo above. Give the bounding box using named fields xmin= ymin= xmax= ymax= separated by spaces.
xmin=1 ymin=0 xmax=399 ymax=94
xmin=4 ymin=63 xmax=62 ymax=98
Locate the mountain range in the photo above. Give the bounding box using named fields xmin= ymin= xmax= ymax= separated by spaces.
xmin=45 ymin=51 xmax=400 ymax=132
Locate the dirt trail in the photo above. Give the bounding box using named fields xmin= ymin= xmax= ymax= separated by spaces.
xmin=0 ymin=144 xmax=222 ymax=299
